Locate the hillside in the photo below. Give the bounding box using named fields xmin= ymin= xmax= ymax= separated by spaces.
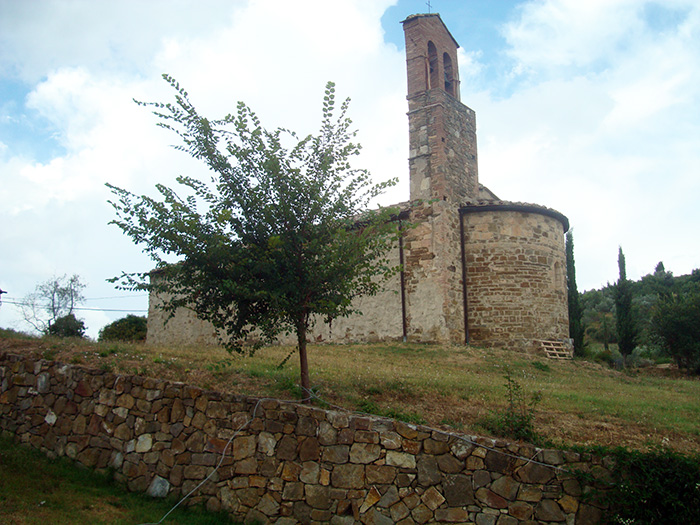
xmin=1 ymin=334 xmax=699 ymax=455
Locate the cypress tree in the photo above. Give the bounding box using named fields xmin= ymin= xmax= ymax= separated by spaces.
xmin=615 ymin=247 xmax=637 ymax=361
xmin=566 ymin=230 xmax=585 ymax=355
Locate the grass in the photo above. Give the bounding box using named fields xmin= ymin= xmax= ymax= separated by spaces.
xmin=0 ymin=434 xmax=239 ymax=525
xmin=2 ymin=333 xmax=700 ymax=453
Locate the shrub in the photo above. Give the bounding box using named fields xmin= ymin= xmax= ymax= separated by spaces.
xmin=650 ymin=291 xmax=700 ymax=373
xmin=601 ymin=447 xmax=700 ymax=524
xmin=481 ymin=370 xmax=542 ymax=443
xmin=98 ymin=315 xmax=147 ymax=342
xmin=46 ymin=314 xmax=85 ymax=338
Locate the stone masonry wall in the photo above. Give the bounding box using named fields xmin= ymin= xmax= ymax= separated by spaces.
xmin=147 ymin=243 xmax=404 ymax=347
xmin=463 ymin=210 xmax=569 ymax=353
xmin=1 ymin=352 xmax=608 ymax=524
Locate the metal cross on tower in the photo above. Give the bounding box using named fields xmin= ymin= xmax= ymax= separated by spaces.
xmin=426 ymin=1 xmax=432 ymax=14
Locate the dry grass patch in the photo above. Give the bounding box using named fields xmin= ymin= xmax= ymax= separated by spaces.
xmin=2 ymin=335 xmax=699 ymax=454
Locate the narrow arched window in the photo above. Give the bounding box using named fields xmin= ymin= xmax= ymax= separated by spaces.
xmin=443 ymin=52 xmax=454 ymax=96
xmin=427 ymin=41 xmax=438 ymax=90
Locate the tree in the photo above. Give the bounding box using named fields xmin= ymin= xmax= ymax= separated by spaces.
xmin=19 ymin=274 xmax=86 ymax=334
xmin=107 ymin=76 xmax=398 ymax=399
xmin=565 ymin=230 xmax=585 ymax=355
xmin=650 ymin=291 xmax=700 ymax=374
xmin=99 ymin=315 xmax=147 ymax=342
xmin=47 ymin=313 xmax=86 ymax=338
xmin=614 ymin=247 xmax=637 ymax=361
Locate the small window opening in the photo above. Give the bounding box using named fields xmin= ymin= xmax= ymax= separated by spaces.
xmin=443 ymin=52 xmax=454 ymax=95
xmin=428 ymin=41 xmax=438 ymax=90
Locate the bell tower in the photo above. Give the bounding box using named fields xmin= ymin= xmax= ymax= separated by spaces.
xmin=402 ymin=14 xmax=479 ymax=204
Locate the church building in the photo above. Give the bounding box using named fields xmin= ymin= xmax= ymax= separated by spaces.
xmin=147 ymin=14 xmax=571 ymax=354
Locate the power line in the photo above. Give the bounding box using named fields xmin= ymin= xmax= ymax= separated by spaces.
xmin=84 ymin=295 xmax=148 ymax=301
xmin=1 ymin=300 xmax=148 ymax=313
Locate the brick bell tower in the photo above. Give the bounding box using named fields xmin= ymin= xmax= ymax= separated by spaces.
xmin=402 ymin=14 xmax=479 ymax=204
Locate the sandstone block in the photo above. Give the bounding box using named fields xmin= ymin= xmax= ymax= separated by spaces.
xmin=475 ymin=488 xmax=508 ymax=509
xmin=386 ymin=450 xmax=416 ymax=469
xmin=305 ymin=485 xmax=331 ymax=509
xmin=535 ymin=499 xmax=566 ymax=522
xmin=331 ymin=464 xmax=365 ymax=489
xmin=350 ymin=442 xmax=381 ymax=464
xmin=366 ymin=464 xmax=397 ymax=484
xmin=359 ymin=486 xmax=382 ymax=513
xmin=323 ymin=445 xmax=350 ymax=464
xmin=421 ymin=486 xmax=445 ymax=511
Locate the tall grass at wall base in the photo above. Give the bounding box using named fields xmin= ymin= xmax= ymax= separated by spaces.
xmin=0 ymin=433 xmax=239 ymax=525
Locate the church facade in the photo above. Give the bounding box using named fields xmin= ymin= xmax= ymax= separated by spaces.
xmin=147 ymin=14 xmax=570 ymax=353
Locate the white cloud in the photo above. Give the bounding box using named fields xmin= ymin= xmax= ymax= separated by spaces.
xmin=0 ymin=0 xmax=404 ymax=336
xmin=468 ymin=0 xmax=700 ymax=288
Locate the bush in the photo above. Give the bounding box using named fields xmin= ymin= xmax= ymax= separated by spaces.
xmin=481 ymin=370 xmax=542 ymax=443
xmin=601 ymin=447 xmax=700 ymax=524
xmin=650 ymin=291 xmax=700 ymax=373
xmin=46 ymin=314 xmax=85 ymax=338
xmin=98 ymin=315 xmax=147 ymax=342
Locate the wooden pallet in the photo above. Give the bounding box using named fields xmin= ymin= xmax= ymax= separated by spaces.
xmin=540 ymin=340 xmax=574 ymax=360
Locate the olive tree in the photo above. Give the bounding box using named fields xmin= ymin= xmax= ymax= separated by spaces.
xmin=107 ymin=76 xmax=398 ymax=399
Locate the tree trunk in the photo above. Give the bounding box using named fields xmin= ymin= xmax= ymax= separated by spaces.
xmin=296 ymin=314 xmax=311 ymax=404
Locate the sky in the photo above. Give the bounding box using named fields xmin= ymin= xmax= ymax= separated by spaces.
xmin=1 ymin=0 xmax=699 ymax=338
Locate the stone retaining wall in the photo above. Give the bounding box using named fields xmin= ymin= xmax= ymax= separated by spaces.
xmin=0 ymin=352 xmax=607 ymax=524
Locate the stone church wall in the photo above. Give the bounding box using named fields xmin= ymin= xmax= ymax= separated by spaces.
xmin=147 ymin=202 xmax=569 ymax=352
xmin=1 ymin=352 xmax=607 ymax=524
xmin=463 ymin=209 xmax=569 ymax=352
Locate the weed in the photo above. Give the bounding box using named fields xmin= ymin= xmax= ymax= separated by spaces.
xmin=439 ymin=417 xmax=461 ymax=428
xmin=42 ymin=348 xmax=58 ymax=360
xmin=206 ymin=358 xmax=234 ymax=373
xmin=480 ymin=369 xmax=542 ymax=443
xmin=532 ymin=361 xmax=551 ymax=372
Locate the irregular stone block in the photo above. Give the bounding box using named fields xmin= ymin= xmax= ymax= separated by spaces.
xmin=516 ymin=461 xmax=555 ymax=484
xmin=421 ymin=486 xmax=445 ymax=511
xmin=147 ymin=475 xmax=170 ymax=498
xmin=443 ymin=473 xmax=475 ymax=506
xmin=378 ymin=485 xmax=400 ymax=508
xmin=366 ymin=464 xmax=397 ymax=484
xmin=491 ymin=475 xmax=519 ymax=501
xmin=535 ymin=499 xmax=566 ymax=522
xmin=475 ymin=488 xmax=508 ymax=509
xmin=299 ymin=436 xmax=320 ymax=462
xmin=350 ymin=442 xmax=381 ymax=464
xmin=359 ymin=486 xmax=382 ymax=513
xmin=331 ymin=464 xmax=365 ymax=489
xmin=417 ymin=455 xmax=441 ymax=486
xmin=305 ymin=485 xmax=331 ymax=510
xmin=386 ymin=450 xmax=416 ymax=469
xmin=323 ymin=445 xmax=350 ymax=464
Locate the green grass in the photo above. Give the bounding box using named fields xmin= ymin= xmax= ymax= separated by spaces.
xmin=0 ymin=434 xmax=239 ymax=525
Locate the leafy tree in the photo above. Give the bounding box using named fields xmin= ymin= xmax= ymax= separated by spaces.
xmin=99 ymin=315 xmax=147 ymax=342
xmin=650 ymin=291 xmax=700 ymax=374
xmin=107 ymin=76 xmax=398 ymax=399
xmin=614 ymin=247 xmax=637 ymax=361
xmin=19 ymin=275 xmax=86 ymax=334
xmin=47 ymin=313 xmax=86 ymax=338
xmin=565 ymin=230 xmax=585 ymax=355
